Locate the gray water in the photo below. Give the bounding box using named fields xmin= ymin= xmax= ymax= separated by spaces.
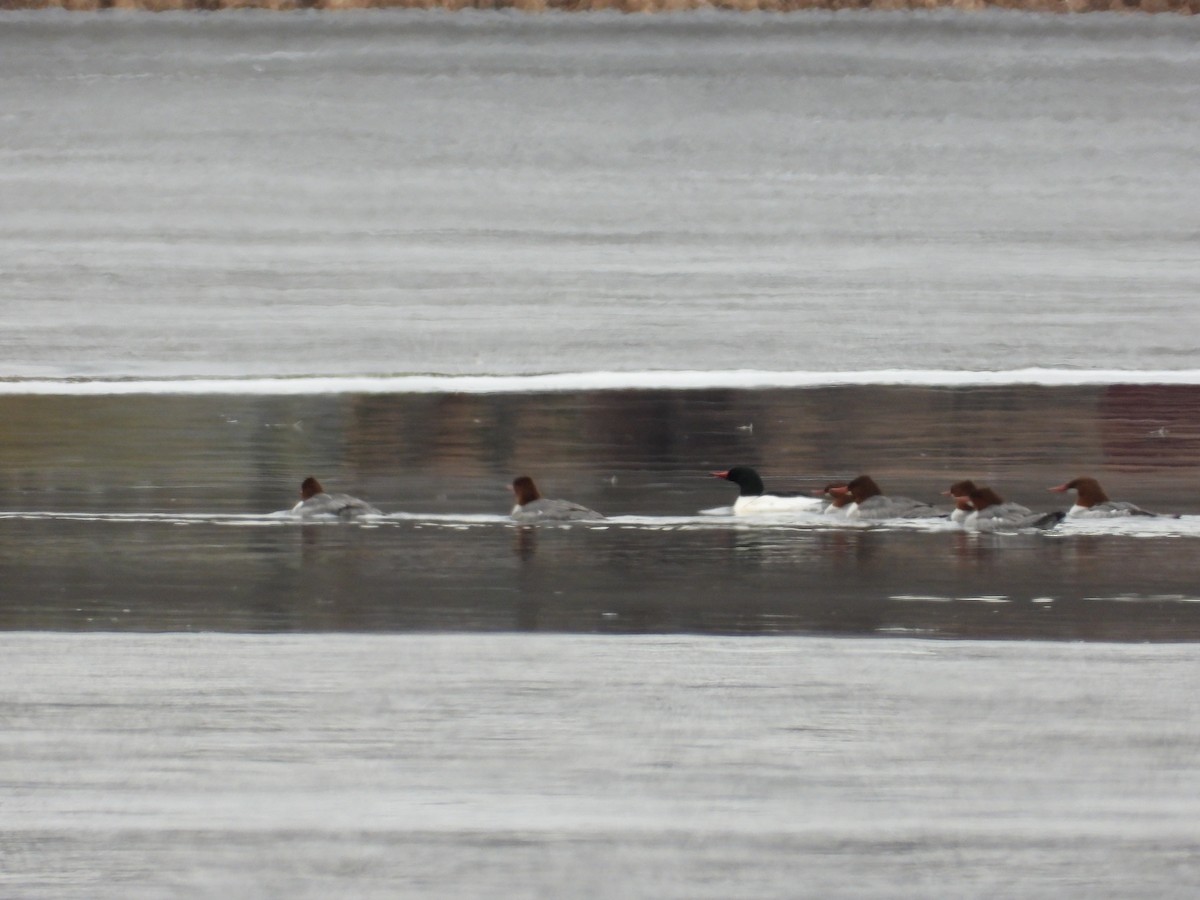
xmin=5 ymin=386 xmax=1200 ymax=638
xmin=3 ymin=634 xmax=1200 ymax=899
xmin=4 ymin=11 xmax=1200 ymax=897
xmin=2 ymin=11 xmax=1199 ymax=378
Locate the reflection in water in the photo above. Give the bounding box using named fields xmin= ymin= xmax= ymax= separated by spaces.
xmin=3 ymin=387 xmax=1200 ymax=639
xmin=6 ymin=386 xmax=1200 ymax=518
xmin=948 ymin=529 xmax=1016 ymax=566
xmin=512 ymin=525 xmax=542 ymax=631
xmin=724 ymin=527 xmax=822 ymax=566
xmin=1 ymin=514 xmax=1199 ymax=639
xmin=513 ymin=525 xmax=537 ymax=562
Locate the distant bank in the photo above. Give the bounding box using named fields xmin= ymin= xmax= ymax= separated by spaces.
xmin=3 ymin=0 xmax=1196 ymax=13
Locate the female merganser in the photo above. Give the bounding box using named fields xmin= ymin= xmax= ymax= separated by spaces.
xmin=818 ymin=482 xmax=854 ymax=517
xmin=291 ymin=476 xmax=381 ymax=517
xmin=510 ymin=476 xmax=603 ymax=522
xmin=842 ymin=475 xmax=941 ymax=520
xmin=1047 ymin=477 xmax=1157 ymax=518
xmin=710 ymin=466 xmax=823 ymax=515
xmin=943 ymin=480 xmax=978 ymax=525
xmin=963 ymin=486 xmax=1064 ymax=531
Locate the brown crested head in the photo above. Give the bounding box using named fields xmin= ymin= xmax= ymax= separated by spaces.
xmin=1048 ymin=477 xmax=1109 ymax=507
xmin=511 ymin=475 xmax=541 ymax=506
xmin=1069 ymin=477 xmax=1109 ymax=506
xmin=943 ymin=479 xmax=977 ymax=498
xmin=966 ymin=486 xmax=1005 ymax=511
xmin=845 ymin=475 xmax=882 ymax=503
xmin=943 ymin=480 xmax=978 ymax=511
xmin=300 ymin=476 xmax=324 ymax=500
xmin=821 ymin=483 xmax=852 ymax=508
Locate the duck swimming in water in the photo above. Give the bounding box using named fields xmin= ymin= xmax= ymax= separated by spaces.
xmin=710 ymin=466 xmax=823 ymax=516
xmin=942 ymin=480 xmax=979 ymax=526
xmin=839 ymin=475 xmax=943 ymax=520
xmin=510 ymin=475 xmax=604 ymax=522
xmin=962 ymin=486 xmax=1064 ymax=531
xmin=817 ymin=482 xmax=855 ymax=517
xmin=1047 ymin=477 xmax=1159 ymax=518
xmin=291 ymin=476 xmax=381 ymax=518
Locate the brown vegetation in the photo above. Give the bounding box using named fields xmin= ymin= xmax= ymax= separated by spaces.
xmin=2 ymin=0 xmax=1197 ymax=13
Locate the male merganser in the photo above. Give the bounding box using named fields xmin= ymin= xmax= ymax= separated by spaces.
xmin=1047 ymin=477 xmax=1157 ymax=518
xmin=842 ymin=475 xmax=941 ymax=520
xmin=942 ymin=480 xmax=978 ymax=525
xmin=710 ymin=466 xmax=823 ymax=515
xmin=291 ymin=476 xmax=381 ymax=517
xmin=510 ymin=475 xmax=603 ymax=522
xmin=963 ymin=486 xmax=1064 ymax=531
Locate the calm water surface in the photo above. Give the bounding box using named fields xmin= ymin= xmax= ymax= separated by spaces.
xmin=3 ymin=12 xmax=1200 ymax=896
xmin=3 ymin=634 xmax=1199 ymax=899
xmin=3 ymin=13 xmax=1197 ymax=639
xmin=1 ymin=11 xmax=1199 ymax=377
xmin=4 ymin=385 xmax=1200 ymax=638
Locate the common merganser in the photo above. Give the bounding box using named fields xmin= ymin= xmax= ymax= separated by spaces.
xmin=843 ymin=475 xmax=942 ymax=520
xmin=818 ymin=482 xmax=854 ymax=517
xmin=964 ymin=486 xmax=1065 ymax=531
xmin=710 ymin=467 xmax=823 ymax=515
xmin=291 ymin=476 xmax=381 ymax=517
xmin=510 ymin=475 xmax=603 ymax=522
xmin=1047 ymin=477 xmax=1157 ymax=518
xmin=942 ymin=480 xmax=978 ymax=526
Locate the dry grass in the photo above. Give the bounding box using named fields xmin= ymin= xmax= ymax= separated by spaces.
xmin=3 ymin=0 xmax=1198 ymax=12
